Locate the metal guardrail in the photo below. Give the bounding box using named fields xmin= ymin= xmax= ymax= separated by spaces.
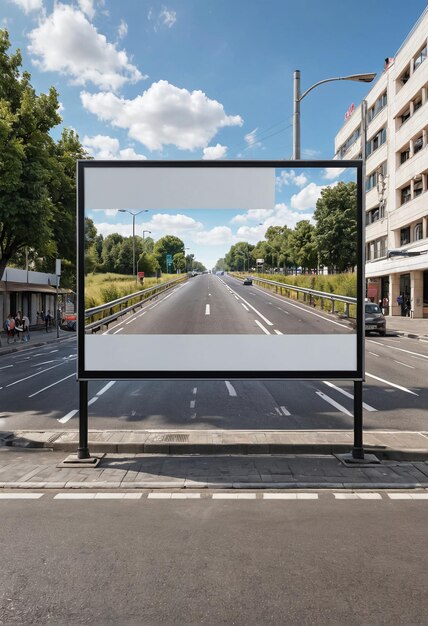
xmin=85 ymin=275 xmax=187 ymax=332
xmin=234 ymin=274 xmax=357 ymax=317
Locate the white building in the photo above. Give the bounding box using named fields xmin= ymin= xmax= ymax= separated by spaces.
xmin=1 ymin=267 xmax=61 ymax=327
xmin=334 ymin=7 xmax=428 ymax=318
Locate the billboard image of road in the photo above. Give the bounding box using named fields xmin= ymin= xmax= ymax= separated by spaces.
xmin=78 ymin=161 xmax=362 ymax=377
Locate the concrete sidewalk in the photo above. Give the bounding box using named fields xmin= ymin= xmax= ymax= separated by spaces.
xmin=0 ymin=448 xmax=427 ymax=491
xmin=1 ymin=429 xmax=428 ymax=460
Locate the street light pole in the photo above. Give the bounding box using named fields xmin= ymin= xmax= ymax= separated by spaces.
xmin=118 ymin=209 xmax=148 ymax=283
xmin=292 ymin=71 xmax=376 ymax=160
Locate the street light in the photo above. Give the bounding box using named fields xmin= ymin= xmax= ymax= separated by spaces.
xmin=293 ymin=70 xmax=376 ymax=159
xmin=118 ymin=209 xmax=149 ymax=283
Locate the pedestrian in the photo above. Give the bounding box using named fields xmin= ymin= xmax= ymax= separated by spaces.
xmin=5 ymin=314 xmax=15 ymax=343
xmin=15 ymin=311 xmax=24 ymax=340
xmin=45 ymin=309 xmax=52 ymax=332
xmin=396 ymin=293 xmax=404 ymax=316
xmin=382 ymin=296 xmax=389 ymax=315
xmin=22 ymin=314 xmax=30 ymax=342
xmin=405 ymin=298 xmax=411 ymax=317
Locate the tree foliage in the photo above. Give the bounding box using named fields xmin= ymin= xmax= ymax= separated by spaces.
xmin=314 ymin=182 xmax=357 ymax=272
xmin=153 ymin=235 xmax=185 ymax=273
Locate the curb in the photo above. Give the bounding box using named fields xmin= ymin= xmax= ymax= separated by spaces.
xmin=0 ymin=481 xmax=427 ymax=490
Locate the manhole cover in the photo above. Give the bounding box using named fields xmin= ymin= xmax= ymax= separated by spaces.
xmin=162 ymin=434 xmax=190 ymax=443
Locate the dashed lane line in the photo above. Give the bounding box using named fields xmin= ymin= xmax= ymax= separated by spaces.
xmin=323 ymin=381 xmax=377 ymax=412
xmin=365 ymin=372 xmax=419 ymax=396
xmin=255 ymin=320 xmax=271 ymax=335
xmin=367 ymin=340 xmax=428 ymax=360
xmin=57 ymin=409 xmax=79 ymax=424
xmin=28 ymin=373 xmax=76 ymax=398
xmin=225 ymin=381 xmax=237 ymax=397
xmin=316 ymin=391 xmax=353 ymax=417
xmin=218 ymin=278 xmax=273 ymax=326
xmin=6 ymin=362 xmax=65 ymax=387
xmin=393 ymin=360 xmax=415 ymax=369
xmin=205 ymin=304 xmax=210 ymax=315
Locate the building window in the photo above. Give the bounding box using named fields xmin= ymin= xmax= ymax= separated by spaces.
xmin=414 ymin=178 xmax=423 ymax=197
xmin=413 ymin=98 xmax=422 ymax=112
xmin=368 ymin=91 xmax=387 ymax=122
xmin=400 ymin=149 xmax=410 ymax=164
xmin=336 ymin=126 xmax=361 ymax=159
xmin=399 ymin=68 xmax=410 ymax=85
xmin=401 ymin=186 xmax=411 ymax=204
xmin=415 ymin=223 xmax=423 ymax=240
xmin=413 ymin=136 xmax=424 ymax=154
xmin=414 ymin=45 xmax=427 ymax=71
xmin=400 ymin=227 xmax=410 ymax=245
xmin=367 ymin=128 xmax=386 ymax=156
xmin=401 ymin=109 xmax=411 ymax=124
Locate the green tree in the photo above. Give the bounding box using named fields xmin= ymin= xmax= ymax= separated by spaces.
xmin=137 ymin=252 xmax=160 ymax=276
xmin=100 ymin=233 xmax=124 ymax=273
xmin=314 ymin=182 xmax=357 ymax=272
xmin=288 ymin=220 xmax=317 ymax=272
xmin=173 ymin=252 xmax=186 ymax=272
xmin=154 ymin=235 xmax=185 ymax=272
xmin=0 ymin=30 xmax=61 ymax=279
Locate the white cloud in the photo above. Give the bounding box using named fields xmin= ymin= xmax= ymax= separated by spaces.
xmin=93 ymin=221 xmax=138 ymax=238
xmin=82 ymin=134 xmax=147 ymax=160
xmin=160 ymin=7 xmax=176 ymax=28
xmin=290 ymin=182 xmax=337 ymax=211
xmin=192 ymin=226 xmax=235 ymax=246
xmin=302 ymin=148 xmax=321 ymax=158
xmin=9 ymin=0 xmax=42 ymax=13
xmin=117 ymin=19 xmax=128 ymax=39
xmin=235 ymin=224 xmax=266 ymax=243
xmin=58 ymin=101 xmax=65 ymax=113
xmin=276 ymin=169 xmax=308 ymax=190
xmin=148 ymin=6 xmax=177 ymax=31
xmin=148 ymin=213 xmax=203 ymax=233
xmin=244 ymin=128 xmax=258 ymax=147
xmin=78 ymin=0 xmax=95 ymax=20
xmin=28 ymin=4 xmax=144 ymax=91
xmin=81 ymin=80 xmax=243 ymax=151
xmin=202 ymin=144 xmax=227 ymax=160
xmin=231 ymin=208 xmax=273 ymax=224
xmin=323 ymin=167 xmax=345 ymax=180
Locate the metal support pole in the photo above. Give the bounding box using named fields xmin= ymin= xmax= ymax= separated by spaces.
xmin=293 ymin=70 xmax=301 ymax=160
xmin=77 ymin=380 xmax=90 ymax=459
xmin=132 ymin=214 xmax=136 ymax=284
xmin=352 ymin=380 xmax=364 ymax=459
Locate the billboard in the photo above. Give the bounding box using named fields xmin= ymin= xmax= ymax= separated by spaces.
xmin=77 ymin=160 xmax=363 ymax=379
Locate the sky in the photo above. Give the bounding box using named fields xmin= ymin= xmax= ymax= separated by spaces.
xmin=2 ymin=0 xmax=427 ymax=269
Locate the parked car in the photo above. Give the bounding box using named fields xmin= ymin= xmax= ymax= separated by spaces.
xmin=243 ymin=277 xmax=253 ymax=285
xmin=365 ymin=302 xmax=386 ymax=336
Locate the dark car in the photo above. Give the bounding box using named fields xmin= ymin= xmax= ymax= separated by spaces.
xmin=365 ymin=302 xmax=386 ymax=336
xmin=243 ymin=277 xmax=253 ymax=285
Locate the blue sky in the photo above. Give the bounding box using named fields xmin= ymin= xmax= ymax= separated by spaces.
xmin=2 ymin=0 xmax=427 ymax=268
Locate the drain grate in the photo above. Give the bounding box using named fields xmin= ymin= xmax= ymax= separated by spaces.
xmin=161 ymin=434 xmax=190 ymax=443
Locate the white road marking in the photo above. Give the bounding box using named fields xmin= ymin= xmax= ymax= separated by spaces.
xmin=316 ymin=391 xmax=353 ymax=416
xmin=125 ymin=317 xmax=137 ymax=325
xmin=280 ymin=406 xmax=291 ymax=416
xmin=323 ymin=381 xmax=377 ymax=412
xmin=212 ymin=493 xmax=256 ymax=499
xmin=49 ymin=350 xmax=59 ymax=353
xmin=205 ymin=304 xmax=210 ymax=315
xmin=368 ymin=340 xmax=428 ymax=360
xmin=148 ymin=493 xmax=172 ymax=499
xmin=368 ymin=352 xmax=379 ymax=357
xmin=97 ymin=381 xmax=116 ymax=396
xmin=28 ymin=373 xmax=76 ymax=398
xmin=277 ymin=307 xmax=289 ymax=315
xmin=170 ymin=493 xmax=201 ymax=499
xmin=225 ymin=381 xmax=237 ymax=397
xmin=0 ymin=365 xmax=13 ymax=370
xmin=113 ymin=328 xmax=123 ymax=335
xmin=54 ymin=494 xmax=96 ymax=499
xmin=234 ymin=295 xmax=239 ymax=300
xmin=94 ymin=493 xmax=142 ymax=499
xmin=190 ymin=400 xmax=196 ymax=409
xmin=334 ymin=493 xmax=382 ymax=500
xmin=252 ymin=286 xmax=350 ymax=328
xmin=149 ymin=302 xmax=160 ymax=309
xmin=263 ymin=493 xmax=318 ymax=499
xmin=365 ymin=373 xmax=419 ymax=396
xmin=387 ymin=493 xmax=428 ymax=500
xmin=274 ymin=329 xmax=283 ymax=335
xmin=0 ymin=493 xmax=44 ymax=499
xmin=241 ymin=303 xmax=249 ymax=311
xmin=6 ymin=362 xmax=64 ymax=387
xmin=32 ymin=360 xmax=56 ymax=367
xmin=393 ymin=360 xmax=415 ymax=369
xmin=219 ymin=280 xmax=273 ymax=326
xmin=58 ymin=409 xmax=79 ymax=424
xmin=192 ymin=387 xmax=197 ymax=395
xmin=255 ymin=320 xmax=271 ymax=335
xmin=88 ymin=397 xmax=99 ymax=406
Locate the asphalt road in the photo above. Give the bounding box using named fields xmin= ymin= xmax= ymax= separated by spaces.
xmin=0 ymin=494 xmax=427 ymax=625
xmin=101 ymin=273 xmax=354 ymax=335
xmin=0 ymin=326 xmax=427 ymax=431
